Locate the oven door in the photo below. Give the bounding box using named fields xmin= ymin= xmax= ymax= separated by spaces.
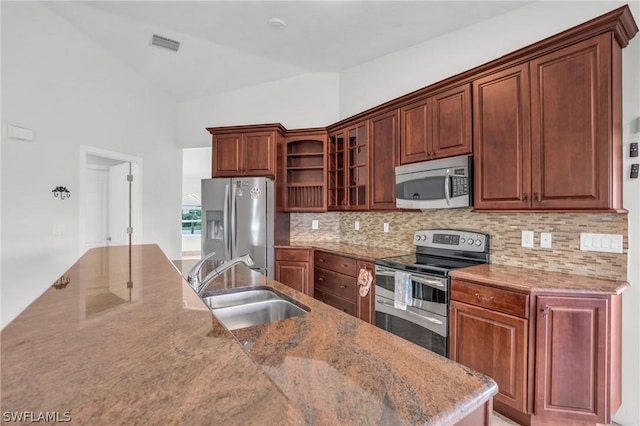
xmin=375 ymin=292 xmax=448 ymax=357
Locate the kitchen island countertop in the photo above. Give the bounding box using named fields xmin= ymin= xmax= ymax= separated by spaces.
xmin=1 ymin=244 xmax=497 ymax=425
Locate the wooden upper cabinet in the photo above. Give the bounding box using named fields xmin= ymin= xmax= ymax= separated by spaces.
xmin=212 ymin=133 xmax=243 ymax=175
xmin=530 ymin=33 xmax=615 ymax=210
xmin=328 ymin=122 xmax=368 ymax=210
xmin=208 ymin=125 xmax=283 ymax=178
xmin=473 ymin=64 xmax=531 ymax=210
xmin=431 ymin=84 xmax=473 ymax=158
xmin=369 ymin=110 xmax=399 ymax=210
xmin=474 ymin=33 xmax=622 ymax=211
xmin=283 ymin=130 xmax=327 ymax=212
xmin=400 ymin=83 xmax=472 ymax=165
xmin=243 ymin=132 xmax=276 ymax=176
xmin=400 ymin=98 xmax=431 ymax=164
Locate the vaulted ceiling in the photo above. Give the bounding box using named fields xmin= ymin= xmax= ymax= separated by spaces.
xmin=46 ymin=1 xmax=534 ymax=102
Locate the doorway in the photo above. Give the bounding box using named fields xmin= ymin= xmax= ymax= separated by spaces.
xmin=79 ymin=146 xmax=142 ymax=256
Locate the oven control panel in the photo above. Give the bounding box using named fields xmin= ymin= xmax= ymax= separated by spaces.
xmin=414 ymin=229 xmax=488 ymax=253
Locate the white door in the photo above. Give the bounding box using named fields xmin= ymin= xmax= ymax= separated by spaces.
xmin=83 ymin=168 xmax=110 ymax=251
xmin=108 ymin=162 xmax=137 ymax=246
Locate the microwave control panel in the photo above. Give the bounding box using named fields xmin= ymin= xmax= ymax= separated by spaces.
xmin=451 ymin=176 xmax=469 ymax=196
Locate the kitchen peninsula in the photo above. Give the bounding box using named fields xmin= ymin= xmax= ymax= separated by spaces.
xmin=0 ymin=245 xmax=497 ymax=425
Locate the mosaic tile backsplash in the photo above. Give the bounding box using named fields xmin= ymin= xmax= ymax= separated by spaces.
xmin=290 ymin=210 xmax=628 ymax=281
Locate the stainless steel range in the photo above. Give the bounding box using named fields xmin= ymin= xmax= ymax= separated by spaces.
xmin=374 ymin=229 xmax=490 ymax=357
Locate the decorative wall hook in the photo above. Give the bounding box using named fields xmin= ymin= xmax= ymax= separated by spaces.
xmin=52 ymin=276 xmax=71 ymax=290
xmin=52 ymin=186 xmax=71 ymax=200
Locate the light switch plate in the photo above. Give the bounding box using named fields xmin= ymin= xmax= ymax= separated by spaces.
xmin=383 ymin=223 xmax=390 ymax=233
xmin=311 ymin=220 xmax=319 ymax=230
xmin=355 ymin=221 xmax=360 ymax=231
xmin=580 ymin=233 xmax=623 ymax=253
xmin=540 ymin=232 xmax=552 ymax=249
xmin=521 ymin=230 xmax=534 ymax=248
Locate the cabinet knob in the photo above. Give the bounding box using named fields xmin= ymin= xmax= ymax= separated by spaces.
xmin=522 ymin=193 xmax=528 ymax=202
xmin=318 ymin=277 xmax=325 ymax=281
xmin=319 ymin=258 xmax=325 ymax=263
xmin=340 ymin=284 xmax=348 ymax=288
xmin=541 ymin=306 xmax=549 ymax=317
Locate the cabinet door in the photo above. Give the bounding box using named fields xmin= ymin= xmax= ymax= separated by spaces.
xmin=450 ymin=300 xmax=528 ymax=413
xmin=530 ymin=34 xmax=612 ymax=209
xmin=212 ymin=134 xmax=242 ymax=177
xmin=244 ymin=132 xmax=276 ymax=177
xmin=328 ymin=131 xmax=346 ymax=209
xmin=369 ymin=110 xmax=399 ymax=210
xmin=431 ymin=84 xmax=472 ymax=159
xmin=275 ymin=261 xmax=309 ymax=295
xmin=473 ymin=64 xmax=531 ymax=210
xmin=345 ymin=123 xmax=368 ymax=210
xmin=356 ymin=261 xmax=375 ymax=324
xmin=400 ymin=97 xmax=431 ymax=164
xmin=535 ymin=296 xmax=608 ymax=423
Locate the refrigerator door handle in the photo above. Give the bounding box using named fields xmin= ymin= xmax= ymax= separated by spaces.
xmin=231 ymin=182 xmax=237 ymax=256
xmin=224 ymin=184 xmax=231 ymax=260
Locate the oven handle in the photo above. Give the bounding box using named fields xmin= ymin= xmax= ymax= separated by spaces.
xmin=375 ymin=267 xmax=446 ymax=291
xmin=376 ymin=300 xmax=444 ymax=325
xmin=411 ymin=275 xmax=445 ymax=289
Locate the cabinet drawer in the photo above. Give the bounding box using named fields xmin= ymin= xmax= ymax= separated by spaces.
xmin=276 ymin=248 xmax=310 ymax=262
xmin=314 ymin=267 xmax=356 ymax=302
xmin=314 ymin=288 xmax=356 ymax=316
xmin=451 ymin=279 xmax=529 ymax=318
xmin=314 ymin=251 xmax=357 ymax=276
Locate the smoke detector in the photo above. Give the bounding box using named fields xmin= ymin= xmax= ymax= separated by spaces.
xmin=268 ymin=17 xmax=287 ymax=30
xmin=150 ymin=34 xmax=181 ymax=52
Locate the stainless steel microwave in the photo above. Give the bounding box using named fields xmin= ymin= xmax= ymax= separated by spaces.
xmin=395 ymin=155 xmax=472 ymax=210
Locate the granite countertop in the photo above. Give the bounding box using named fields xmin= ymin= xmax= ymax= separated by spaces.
xmin=1 ymin=244 xmax=497 ymax=425
xmin=275 ymin=241 xmax=412 ymax=262
xmin=451 ymin=263 xmax=629 ymax=295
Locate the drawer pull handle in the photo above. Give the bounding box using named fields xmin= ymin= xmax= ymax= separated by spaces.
xmin=340 ymin=285 xmax=348 ymax=288
xmin=475 ymin=292 xmax=495 ymax=302
xmin=541 ymin=306 xmax=549 ymax=317
xmin=318 ymin=277 xmax=325 ymax=281
xmin=319 ymin=258 xmax=325 ymax=262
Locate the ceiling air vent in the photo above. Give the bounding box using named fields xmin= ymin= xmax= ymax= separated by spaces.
xmin=150 ymin=34 xmax=180 ymax=52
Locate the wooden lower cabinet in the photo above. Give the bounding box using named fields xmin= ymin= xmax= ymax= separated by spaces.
xmin=313 ymin=250 xmax=375 ymax=324
xmin=535 ymin=295 xmax=621 ymax=425
xmin=450 ymin=278 xmax=623 ymax=426
xmin=450 ymin=279 xmax=529 ymax=414
xmin=450 ymin=300 xmax=528 ymax=413
xmin=275 ymin=248 xmax=312 ymax=296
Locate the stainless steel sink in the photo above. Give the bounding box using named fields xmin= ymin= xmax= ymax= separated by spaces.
xmin=211 ymin=299 xmax=308 ymax=330
xmin=202 ymin=289 xmax=282 ymax=310
xmin=201 ymin=287 xmax=309 ymax=330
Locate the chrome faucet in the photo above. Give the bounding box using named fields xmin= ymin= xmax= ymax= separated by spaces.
xmin=187 ymin=252 xmax=255 ymax=296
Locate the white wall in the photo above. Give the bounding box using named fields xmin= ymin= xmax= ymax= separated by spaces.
xmin=339 ymin=2 xmax=640 ymax=424
xmin=1 ymin=2 xmax=182 ymax=327
xmin=178 ymin=72 xmax=340 ymax=149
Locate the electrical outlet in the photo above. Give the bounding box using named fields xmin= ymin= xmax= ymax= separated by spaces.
xmin=521 ymin=230 xmax=534 ymax=248
xmin=540 ymin=232 xmax=552 ymax=249
xmin=355 ymin=221 xmax=360 ymax=231
xmin=580 ymin=233 xmax=623 ymax=253
xmin=383 ymin=223 xmax=390 ymax=233
xmin=311 ymin=220 xmax=319 ymax=230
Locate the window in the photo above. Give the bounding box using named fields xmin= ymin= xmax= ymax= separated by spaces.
xmin=181 ymin=206 xmax=201 ymax=235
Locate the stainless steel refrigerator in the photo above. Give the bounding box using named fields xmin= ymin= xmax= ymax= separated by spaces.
xmin=201 ymin=177 xmax=275 ymax=278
